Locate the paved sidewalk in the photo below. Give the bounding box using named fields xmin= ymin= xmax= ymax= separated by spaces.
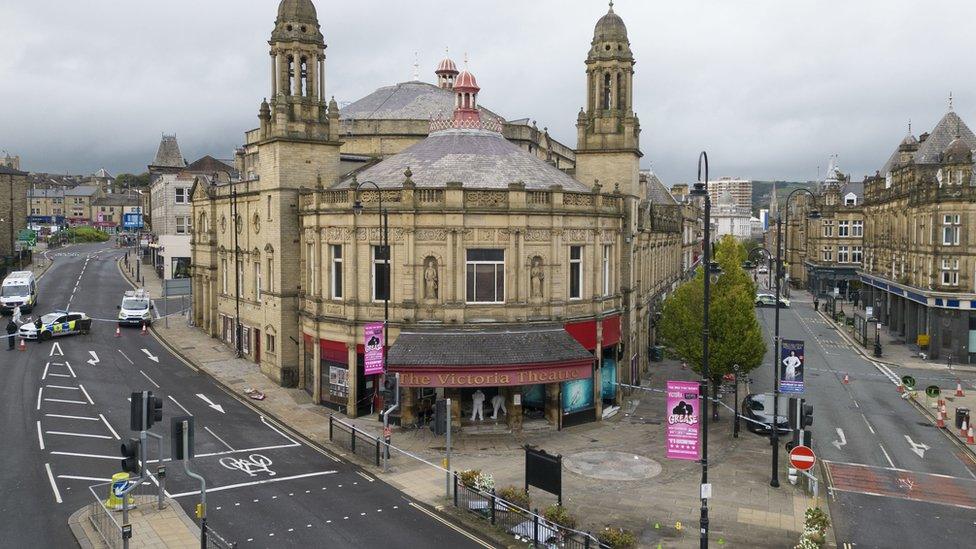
xmin=122 ymin=261 xmax=830 ymax=548
xmin=69 ymin=496 xmax=200 ymax=549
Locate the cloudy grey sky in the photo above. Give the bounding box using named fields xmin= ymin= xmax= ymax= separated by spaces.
xmin=2 ymin=0 xmax=973 ymax=184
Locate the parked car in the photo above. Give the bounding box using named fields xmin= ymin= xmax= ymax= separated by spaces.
xmin=741 ymin=393 xmax=791 ymax=435
xmin=756 ymin=293 xmax=790 ymax=308
xmin=756 ymin=265 xmax=769 ymax=274
xmin=19 ymin=311 xmax=92 ymax=341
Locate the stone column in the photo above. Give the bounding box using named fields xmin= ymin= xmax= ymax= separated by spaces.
xmin=319 ymin=57 xmax=326 ymax=101
xmin=307 ymin=54 xmax=317 ymax=99
xmin=544 ymin=383 xmax=560 ymax=427
xmin=270 ymin=51 xmax=277 ymax=98
xmin=346 ymin=343 xmax=359 ymax=418
xmin=400 ymin=386 xmax=416 ymax=426
xmin=292 ymin=53 xmax=302 ymax=96
xmin=506 ymin=386 xmax=523 ymax=432
xmin=312 ymin=334 xmax=322 ymax=404
xmin=446 ymin=388 xmax=462 ymax=430
xmin=277 ymin=52 xmax=286 ymax=97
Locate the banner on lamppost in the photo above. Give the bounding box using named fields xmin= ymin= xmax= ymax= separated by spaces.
xmin=780 ymin=339 xmax=805 ymax=393
xmin=666 ymin=380 xmax=700 ymax=461
xmin=363 ymin=321 xmax=385 ymax=376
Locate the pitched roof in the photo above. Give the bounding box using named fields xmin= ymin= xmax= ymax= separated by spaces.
xmin=150 ymin=135 xmax=185 ymax=169
xmin=332 ymin=128 xmax=589 ymax=191
xmin=840 ymin=180 xmax=864 ymax=199
xmin=93 ymin=168 xmax=113 ymax=179
xmin=388 ymin=324 xmax=593 ymax=367
xmin=914 ymin=111 xmax=976 ymax=164
xmin=643 ymin=171 xmax=677 ymax=205
xmin=340 ymin=81 xmax=504 ymax=124
xmin=93 ymin=194 xmax=141 ymax=206
xmin=65 ymin=185 xmax=99 ymax=197
xmin=185 ymin=155 xmax=235 ymax=175
xmin=0 ymin=165 xmax=27 ymax=176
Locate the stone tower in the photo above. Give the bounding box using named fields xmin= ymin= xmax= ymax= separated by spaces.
xmin=574 ymin=2 xmax=642 ymax=197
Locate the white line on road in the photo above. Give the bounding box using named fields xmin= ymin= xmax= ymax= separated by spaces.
xmin=41 ymin=362 xmax=50 ymax=380
xmin=65 ymin=361 xmax=76 ymax=378
xmin=408 ymin=502 xmax=494 ymax=548
xmin=45 ymin=385 xmax=79 ymax=391
xmin=140 ymin=370 xmax=160 ymax=388
xmin=37 ymin=421 xmax=45 ymax=450
xmin=44 ymin=398 xmax=89 ymax=405
xmin=167 ymin=471 xmax=338 ymax=498
xmin=168 ymin=395 xmax=191 ymax=415
xmin=100 ymin=414 xmax=120 ymax=440
xmin=851 ymin=399 xmax=860 ymax=409
xmin=47 ymin=372 xmax=71 ymax=378
xmin=261 ymin=416 xmax=299 ymax=445
xmin=45 ymin=463 xmax=62 ymax=504
xmin=46 ymin=430 xmax=114 ymax=440
xmin=58 ymin=475 xmax=113 ymax=482
xmin=78 ymin=384 xmax=94 ymax=405
xmin=45 ymin=414 xmax=99 ymax=421
xmin=861 ymin=414 xmax=876 ymax=434
xmin=49 ymin=342 xmax=63 ymax=357
xmin=117 ymin=349 xmax=133 ymax=365
xmin=36 ymin=387 xmax=43 ymax=410
xmin=49 ymin=451 xmax=120 ymax=460
xmin=879 ymin=443 xmax=895 ymax=468
xmin=204 ymin=426 xmax=234 ymax=451
xmin=355 ymin=471 xmax=375 ymax=482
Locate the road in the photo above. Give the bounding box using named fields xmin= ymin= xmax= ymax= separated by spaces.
xmin=750 ymin=294 xmax=976 ymax=549
xmin=0 ymin=241 xmax=493 ymax=548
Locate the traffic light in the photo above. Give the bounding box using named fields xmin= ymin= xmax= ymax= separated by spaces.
xmin=800 ymin=402 xmax=814 ymax=429
xmin=431 ymin=398 xmax=447 ymax=436
xmin=381 ymin=373 xmax=398 ymax=401
xmin=121 ymin=438 xmax=141 ymax=475
xmin=130 ymin=392 xmax=144 ymax=431
xmin=146 ymin=393 xmax=163 ymax=429
xmin=171 ymin=416 xmax=194 ymax=460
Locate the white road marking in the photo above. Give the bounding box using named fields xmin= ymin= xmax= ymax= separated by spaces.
xmin=49 ymin=342 xmax=63 ymax=357
xmin=49 ymin=451 xmax=119 ymax=460
xmin=57 ymin=475 xmax=113 ymax=482
xmin=45 ymin=463 xmax=62 ymax=504
xmin=36 ymin=387 xmax=43 ymax=410
xmin=261 ymin=416 xmax=298 ymax=445
xmin=861 ymin=414 xmax=876 ymax=434
xmin=47 ymin=372 xmax=71 ymax=378
xmin=45 ymin=385 xmax=79 ymax=391
xmin=205 ymin=426 xmax=234 ymax=451
xmin=879 ymin=443 xmax=896 ymax=468
xmin=408 ymin=502 xmax=493 ymax=548
xmin=100 ymin=414 xmax=121 ymax=440
xmin=140 ymin=370 xmax=160 ymax=388
xmin=86 ymin=351 xmax=99 ymax=366
xmin=167 ymin=471 xmax=338 ymax=498
xmin=41 ymin=362 xmax=50 ymax=380
xmin=46 ymin=430 xmax=114 ymax=440
xmin=168 ymin=395 xmax=192 ymax=415
xmin=196 ymin=393 xmax=225 ymax=414
xmin=78 ymin=384 xmax=94 ymax=405
xmin=45 ymin=414 xmax=98 ymax=421
xmin=904 ymin=435 xmax=930 ymax=459
xmin=44 ymin=398 xmax=88 ymax=405
xmin=142 ymin=348 xmax=159 ymax=363
xmin=831 ymin=428 xmax=847 ymax=450
xmin=65 ymin=361 xmax=76 ymax=378
xmin=117 ymin=349 xmax=134 ymax=365
xmin=37 ymin=421 xmax=45 ymax=450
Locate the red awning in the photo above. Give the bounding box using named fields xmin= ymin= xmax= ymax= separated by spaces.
xmin=564 ymin=314 xmax=621 ymax=350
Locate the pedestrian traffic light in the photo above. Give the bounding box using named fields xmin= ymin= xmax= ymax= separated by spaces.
xmin=431 ymin=398 xmax=447 ymax=436
xmin=146 ymin=392 xmax=163 ymax=429
xmin=800 ymin=403 xmax=814 ymax=428
xmin=121 ymin=438 xmax=141 ymax=475
xmin=381 ymin=373 xmax=398 ymax=401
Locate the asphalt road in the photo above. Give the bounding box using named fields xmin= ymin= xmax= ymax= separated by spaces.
xmin=0 ymin=242 xmax=493 ymax=548
xmin=750 ymin=296 xmax=976 ymax=549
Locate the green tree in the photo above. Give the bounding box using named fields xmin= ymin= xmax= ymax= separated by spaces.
xmin=659 ymin=237 xmax=766 ymax=419
xmin=116 ymin=172 xmax=151 ymax=188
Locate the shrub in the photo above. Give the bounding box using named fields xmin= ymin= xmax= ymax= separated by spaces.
xmin=544 ymin=504 xmax=577 ymax=530
xmin=65 ymin=227 xmax=109 ymax=242
xmin=458 ymin=469 xmax=494 ymax=492
xmin=599 ymin=527 xmax=638 ymax=549
xmin=794 ymin=507 xmax=830 ymax=549
xmin=458 ymin=469 xmax=480 ymax=487
xmin=497 ymin=486 xmax=530 ymax=510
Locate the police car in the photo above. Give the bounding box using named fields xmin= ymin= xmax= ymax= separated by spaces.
xmin=19 ymin=311 xmax=92 ymax=341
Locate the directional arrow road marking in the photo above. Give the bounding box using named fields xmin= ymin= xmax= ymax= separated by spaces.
xmin=86 ymin=351 xmax=99 ymax=366
xmin=49 ymin=342 xmax=63 ymax=357
xmin=904 ymin=435 xmax=930 ymax=459
xmin=196 ymin=394 xmax=225 ymax=414
xmin=141 ymin=348 xmax=159 ymax=363
xmin=832 ymin=428 xmax=847 ymax=450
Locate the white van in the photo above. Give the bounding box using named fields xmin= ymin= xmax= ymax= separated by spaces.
xmin=117 ymin=289 xmax=153 ymax=326
xmin=1 ymin=271 xmax=37 ymax=314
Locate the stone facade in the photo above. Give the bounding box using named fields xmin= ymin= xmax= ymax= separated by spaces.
xmin=0 ymin=166 xmax=29 ymax=258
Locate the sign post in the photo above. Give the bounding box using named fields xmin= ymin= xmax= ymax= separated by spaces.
xmin=665 ymin=380 xmax=700 ymax=461
xmin=789 ymin=445 xmax=816 ymax=472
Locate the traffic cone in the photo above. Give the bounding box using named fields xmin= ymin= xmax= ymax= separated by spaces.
xmin=843 ymin=374 xmax=850 ymax=384
xmin=936 ymin=413 xmax=945 ymax=429
xmin=897 ymin=383 xmax=904 ymax=393
xmin=967 ymin=426 xmax=975 ymax=445
xmin=961 ymin=416 xmax=969 ymax=438
xmin=18 ymin=338 xmax=25 ymax=351
xmin=141 ymin=323 xmax=147 ymax=335
xmin=115 ymin=326 xmax=121 ymax=338
xmin=956 ymin=382 xmax=965 ymax=397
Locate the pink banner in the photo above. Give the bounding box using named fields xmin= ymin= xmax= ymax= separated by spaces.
xmin=363 ymin=322 xmax=385 ymax=376
xmin=666 ymin=380 xmax=700 ymax=461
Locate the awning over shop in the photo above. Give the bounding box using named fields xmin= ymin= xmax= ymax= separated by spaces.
xmin=388 ymin=324 xmax=594 ymax=388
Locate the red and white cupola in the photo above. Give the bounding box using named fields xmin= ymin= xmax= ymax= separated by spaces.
xmin=435 ymin=54 xmax=459 ymax=89
xmin=452 ymin=69 xmax=481 ymax=125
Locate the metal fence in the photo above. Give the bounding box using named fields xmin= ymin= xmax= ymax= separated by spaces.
xmin=203 ymin=522 xmax=238 ymax=549
xmin=87 ymin=479 xmax=162 ymax=549
xmin=452 ymin=474 xmax=606 ymax=549
xmin=329 ymin=415 xmax=382 ymax=466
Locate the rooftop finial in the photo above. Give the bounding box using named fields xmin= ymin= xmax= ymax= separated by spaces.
xmin=413 ymin=51 xmax=419 ymax=81
xmin=949 ymin=91 xmax=954 ymax=112
xmin=609 ymin=1 xmax=614 ymax=12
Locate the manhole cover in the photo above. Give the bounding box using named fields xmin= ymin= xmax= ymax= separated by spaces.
xmin=564 ymin=451 xmax=661 ymax=481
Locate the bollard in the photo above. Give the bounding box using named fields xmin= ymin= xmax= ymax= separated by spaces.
xmin=106 ymin=472 xmax=133 ymax=510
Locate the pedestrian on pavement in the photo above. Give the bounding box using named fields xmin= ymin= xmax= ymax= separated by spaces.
xmin=6 ymin=319 xmax=17 ymax=350
xmin=813 ymin=297 xmax=819 ymax=312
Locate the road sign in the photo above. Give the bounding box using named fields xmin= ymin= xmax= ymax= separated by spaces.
xmin=789 ymin=445 xmax=816 ymax=471
xmin=901 ymin=375 xmax=917 ymax=390
xmin=383 ymin=425 xmax=392 ymax=439
xmin=925 ymin=385 xmax=940 ymax=398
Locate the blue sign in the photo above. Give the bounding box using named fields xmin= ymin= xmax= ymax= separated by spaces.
xmin=561 ymin=377 xmax=594 ymax=413
xmin=601 ymin=357 xmax=617 ymax=400
xmin=522 ymin=384 xmax=545 ymax=407
xmin=123 ymin=213 xmax=144 ymax=229
xmin=112 ymin=479 xmax=131 ymax=497
xmin=780 ymin=339 xmax=805 ymax=394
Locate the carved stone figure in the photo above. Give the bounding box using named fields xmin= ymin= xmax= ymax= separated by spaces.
xmin=423 ymin=257 xmax=439 ymax=299
xmin=530 ymin=256 xmax=545 ymax=298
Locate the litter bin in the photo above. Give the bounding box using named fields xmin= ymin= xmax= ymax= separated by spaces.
xmin=651 ymin=345 xmax=664 ymax=362
xmin=955 ymin=407 xmax=970 ymax=429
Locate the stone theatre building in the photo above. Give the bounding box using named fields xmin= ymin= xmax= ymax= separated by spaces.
xmin=190 ymin=0 xmax=694 ymax=428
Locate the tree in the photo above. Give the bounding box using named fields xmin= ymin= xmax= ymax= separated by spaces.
xmin=659 ymin=236 xmax=766 ymax=420
xmin=116 ymin=172 xmax=151 ymax=188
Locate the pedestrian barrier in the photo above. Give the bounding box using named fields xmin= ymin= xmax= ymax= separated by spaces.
xmin=328 ymin=415 xmax=383 ymax=466
xmin=87 ymin=479 xmax=162 ymax=549
xmin=202 ymin=523 xmax=238 ymax=549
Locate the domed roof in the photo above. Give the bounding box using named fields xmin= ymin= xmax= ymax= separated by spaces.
xmin=333 ymin=128 xmax=588 ymax=191
xmin=277 ymin=0 xmax=318 ymax=23
xmin=594 ymin=4 xmax=628 ymax=42
xmin=339 ymin=81 xmax=504 ymax=123
xmin=455 ymin=70 xmax=480 ymax=91
xmin=436 ymin=58 xmax=458 ymax=75
xmin=943 ymin=136 xmax=972 ymax=164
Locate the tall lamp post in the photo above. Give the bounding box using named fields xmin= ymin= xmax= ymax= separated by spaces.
xmin=747 ymin=246 xmax=773 ymax=443
xmin=352 ymin=178 xmax=390 ymax=409
xmin=874 ymin=298 xmax=883 ymax=357
xmin=227 ymin=172 xmax=242 ymax=358
xmin=689 ymin=151 xmax=722 ymax=549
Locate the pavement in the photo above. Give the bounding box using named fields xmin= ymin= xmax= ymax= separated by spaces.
xmin=132 ymin=256 xmax=828 ymax=548
xmin=0 ymin=241 xmax=492 ymax=549
xmin=69 ymin=495 xmax=200 ymax=548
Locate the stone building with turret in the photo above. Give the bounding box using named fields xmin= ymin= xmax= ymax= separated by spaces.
xmin=190 ymin=1 xmax=695 ymax=429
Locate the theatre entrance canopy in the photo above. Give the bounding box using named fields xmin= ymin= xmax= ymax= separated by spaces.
xmin=387 ymin=324 xmax=595 ymax=388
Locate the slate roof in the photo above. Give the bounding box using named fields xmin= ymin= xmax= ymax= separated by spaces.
xmin=93 ymin=168 xmax=112 ymax=179
xmin=914 ymin=111 xmax=976 ymax=164
xmin=0 ymin=165 xmax=27 ymax=176
xmin=28 ymin=189 xmax=62 ymax=198
xmin=840 ymin=180 xmax=863 ymax=199
xmin=185 ymin=155 xmax=236 ymax=176
xmin=64 ymin=185 xmax=99 ymax=197
xmin=150 ymin=135 xmax=186 ymax=168
xmin=333 ymin=128 xmax=589 ymax=191
xmin=643 ymin=171 xmax=677 ymax=205
xmin=388 ymin=324 xmax=594 ymax=367
xmin=340 ymin=81 xmax=504 ymax=124
xmin=93 ymin=194 xmax=141 ymax=206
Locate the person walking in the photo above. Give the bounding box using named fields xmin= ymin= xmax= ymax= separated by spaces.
xmin=6 ymin=319 xmax=18 ymax=350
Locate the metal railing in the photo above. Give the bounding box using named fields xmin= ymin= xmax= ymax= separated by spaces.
xmin=329 ymin=415 xmax=383 ymax=466
xmin=87 ymin=479 xmax=162 ymax=549
xmin=203 ymin=522 xmax=238 ymax=549
xmin=453 ymin=474 xmax=606 ymax=549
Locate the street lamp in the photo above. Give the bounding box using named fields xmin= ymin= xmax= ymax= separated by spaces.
xmin=227 ymin=172 xmax=242 ymax=358
xmin=874 ymin=299 xmax=882 ymax=357
xmin=732 ymin=363 xmax=742 ymax=438
xmin=688 ymin=151 xmax=713 ymax=549
xmin=782 ymin=189 xmax=821 ymax=299
xmin=351 ymin=177 xmax=390 ymax=410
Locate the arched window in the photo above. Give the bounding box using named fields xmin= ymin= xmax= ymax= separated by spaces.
xmin=287 ymin=56 xmax=295 ymax=94
xmin=199 ymin=212 xmax=207 ymax=234
xmin=300 ymin=57 xmax=308 ymax=96
xmin=616 ymin=73 xmax=624 ymax=111
xmin=603 ymin=73 xmax=612 ymax=109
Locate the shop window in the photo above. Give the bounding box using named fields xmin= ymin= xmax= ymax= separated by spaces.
xmin=569 ymin=245 xmax=583 ymax=300
xmin=331 ymin=244 xmax=343 ymax=299
xmin=465 ymin=249 xmax=504 ymax=303
xmin=373 ymin=245 xmax=390 ymax=301
xmin=241 ymin=327 xmax=250 ymax=355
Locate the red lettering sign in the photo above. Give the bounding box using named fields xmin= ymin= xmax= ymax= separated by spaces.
xmin=396 ymin=362 xmax=592 ymax=388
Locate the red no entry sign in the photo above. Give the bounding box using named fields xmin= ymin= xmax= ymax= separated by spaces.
xmin=789 ymin=445 xmax=817 ymax=471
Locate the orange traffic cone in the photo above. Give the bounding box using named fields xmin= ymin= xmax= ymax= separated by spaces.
xmin=842 ymin=374 xmax=850 ymax=384
xmin=897 ymin=384 xmax=904 ymax=393
xmin=961 ymin=416 xmax=970 ymax=438
xmin=115 ymin=326 xmax=121 ymax=338
xmin=141 ymin=323 xmax=147 ymax=335
xmin=18 ymin=338 xmax=25 ymax=351
xmin=967 ymin=427 xmax=975 ymax=445
xmin=956 ymin=382 xmax=966 ymax=397
xmin=936 ymin=414 xmax=945 ymax=428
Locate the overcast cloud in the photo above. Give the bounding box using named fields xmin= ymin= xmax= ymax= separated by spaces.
xmin=2 ymin=0 xmax=974 ymax=184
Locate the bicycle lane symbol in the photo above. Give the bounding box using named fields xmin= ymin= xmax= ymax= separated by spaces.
xmin=218 ymin=454 xmax=276 ymax=477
